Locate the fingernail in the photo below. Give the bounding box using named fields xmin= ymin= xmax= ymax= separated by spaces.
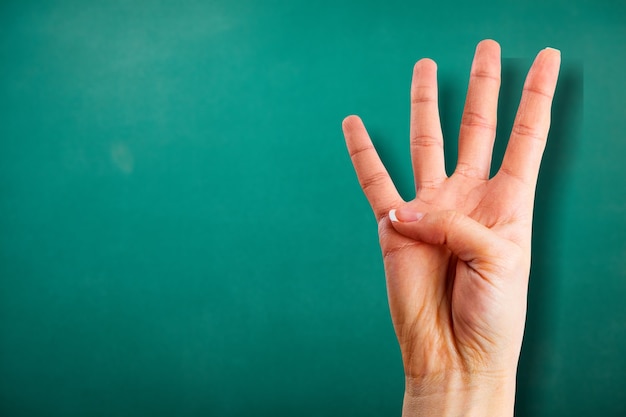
xmin=389 ymin=208 xmax=424 ymax=222
xmin=544 ymin=47 xmax=561 ymax=55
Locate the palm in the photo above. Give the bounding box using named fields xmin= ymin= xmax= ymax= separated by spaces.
xmin=380 ymin=174 xmax=530 ymax=377
xmin=342 ymin=40 xmax=560 ymax=379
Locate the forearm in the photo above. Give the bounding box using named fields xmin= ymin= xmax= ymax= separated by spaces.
xmin=402 ymin=372 xmax=516 ymax=417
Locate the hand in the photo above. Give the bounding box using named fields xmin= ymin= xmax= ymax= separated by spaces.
xmin=342 ymin=40 xmax=560 ymax=416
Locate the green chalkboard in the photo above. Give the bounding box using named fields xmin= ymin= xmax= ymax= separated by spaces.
xmin=0 ymin=1 xmax=624 ymax=416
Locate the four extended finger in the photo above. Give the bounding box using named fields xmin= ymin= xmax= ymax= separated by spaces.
xmin=342 ymin=115 xmax=403 ymax=220
xmin=455 ymin=39 xmax=501 ymax=180
xmin=410 ymin=58 xmax=447 ymax=190
xmin=498 ymin=48 xmax=561 ymax=186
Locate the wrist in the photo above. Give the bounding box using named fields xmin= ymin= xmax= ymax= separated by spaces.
xmin=402 ymin=371 xmax=516 ymax=417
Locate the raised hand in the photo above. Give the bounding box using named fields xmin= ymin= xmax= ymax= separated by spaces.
xmin=342 ymin=40 xmax=560 ymax=416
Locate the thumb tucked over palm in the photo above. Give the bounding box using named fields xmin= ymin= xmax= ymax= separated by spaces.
xmin=382 ymin=207 xmax=530 ymax=375
xmin=389 ymin=208 xmax=516 ymax=266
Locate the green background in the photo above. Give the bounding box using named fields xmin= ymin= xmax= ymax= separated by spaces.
xmin=0 ymin=0 xmax=624 ymax=416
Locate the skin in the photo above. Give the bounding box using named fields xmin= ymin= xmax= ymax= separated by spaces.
xmin=342 ymin=40 xmax=560 ymax=416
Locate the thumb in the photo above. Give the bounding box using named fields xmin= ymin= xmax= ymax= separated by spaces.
xmin=389 ymin=208 xmax=512 ymax=263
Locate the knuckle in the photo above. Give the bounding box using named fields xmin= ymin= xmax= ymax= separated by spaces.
xmin=349 ymin=145 xmax=374 ymax=159
xmin=460 ymin=111 xmax=496 ymax=132
xmin=410 ymin=134 xmax=443 ymax=148
xmin=470 ymin=70 xmax=501 ymax=84
xmin=424 ymin=210 xmax=463 ymax=246
xmin=511 ymin=123 xmax=545 ymax=141
xmin=359 ymin=171 xmax=388 ymax=192
xmin=417 ymin=177 xmax=446 ymax=190
xmin=411 ymin=85 xmax=437 ymax=105
xmin=498 ymin=166 xmax=528 ymax=185
xmin=411 ymin=95 xmax=437 ymax=105
xmin=523 ymin=85 xmax=554 ymax=100
xmin=454 ymin=162 xmax=485 ymax=179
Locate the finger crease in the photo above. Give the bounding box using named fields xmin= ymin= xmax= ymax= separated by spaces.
xmin=383 ymin=241 xmax=423 ymax=261
xmin=511 ymin=123 xmax=545 ymax=142
xmin=460 ymin=111 xmax=496 ymax=131
xmin=499 ymin=166 xmax=529 ymax=185
xmin=522 ymin=86 xmax=554 ymax=99
xmin=349 ymin=145 xmax=375 ymax=159
xmin=360 ymin=171 xmax=389 ymax=191
xmin=411 ymin=96 xmax=437 ymax=105
xmin=454 ymin=163 xmax=487 ymax=180
xmin=470 ymin=72 xmax=501 ymax=83
xmin=411 ymin=134 xmax=443 ymax=148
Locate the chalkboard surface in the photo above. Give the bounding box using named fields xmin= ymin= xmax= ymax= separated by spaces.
xmin=1 ymin=1 xmax=624 ymax=416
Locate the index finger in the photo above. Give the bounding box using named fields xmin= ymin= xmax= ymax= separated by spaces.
xmin=498 ymin=47 xmax=561 ymax=187
xmin=343 ymin=115 xmax=403 ymax=221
